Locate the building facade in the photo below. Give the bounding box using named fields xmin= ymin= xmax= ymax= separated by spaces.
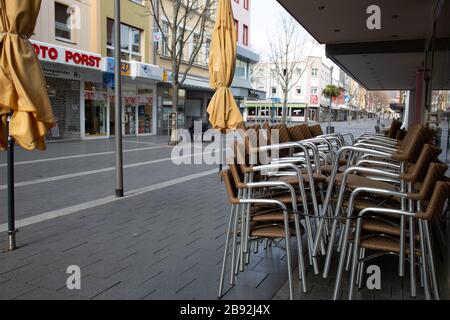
xmin=31 ymin=0 xmax=162 ymax=141
xmin=230 ymin=0 xmax=263 ymax=107
xmin=249 ymin=56 xmax=333 ymax=123
xmin=31 ymin=0 xmax=259 ymax=141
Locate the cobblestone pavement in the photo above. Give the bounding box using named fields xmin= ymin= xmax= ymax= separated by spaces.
xmin=0 ymin=120 xmax=448 ymax=300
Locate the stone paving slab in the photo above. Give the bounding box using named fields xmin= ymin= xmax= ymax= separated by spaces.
xmin=0 ymin=173 xmax=294 ymax=300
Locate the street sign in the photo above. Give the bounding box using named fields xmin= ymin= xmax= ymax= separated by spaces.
xmin=345 ymin=95 xmax=351 ymax=103
xmin=153 ymin=31 xmax=162 ymax=43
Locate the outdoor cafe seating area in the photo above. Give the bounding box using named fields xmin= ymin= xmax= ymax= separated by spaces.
xmin=218 ymin=121 xmax=449 ymax=300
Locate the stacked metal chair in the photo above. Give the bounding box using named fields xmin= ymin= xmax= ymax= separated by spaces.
xmin=218 ymin=120 xmax=448 ymax=300
xmin=218 ymin=123 xmax=351 ymax=299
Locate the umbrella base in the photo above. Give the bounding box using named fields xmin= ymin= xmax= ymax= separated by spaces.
xmin=8 ymin=230 xmax=17 ymax=251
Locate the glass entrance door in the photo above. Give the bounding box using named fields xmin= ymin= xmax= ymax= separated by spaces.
xmin=109 ymin=96 xmax=137 ymax=136
xmin=123 ymin=105 xmax=137 ymax=136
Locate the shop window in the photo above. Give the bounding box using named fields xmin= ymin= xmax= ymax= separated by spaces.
xmin=84 ymin=82 xmax=107 ymax=136
xmin=138 ymin=88 xmax=154 ymax=134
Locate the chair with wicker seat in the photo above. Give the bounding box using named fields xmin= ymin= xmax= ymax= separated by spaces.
xmin=347 ymin=180 xmax=449 ymax=300
xmin=336 ymin=159 xmax=448 ymax=296
xmin=218 ymin=169 xmax=306 ymax=300
xmin=316 ymin=126 xmax=436 ymax=295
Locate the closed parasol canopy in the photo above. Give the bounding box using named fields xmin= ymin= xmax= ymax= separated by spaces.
xmin=207 ymin=0 xmax=244 ymax=131
xmin=0 ymin=0 xmax=55 ymax=151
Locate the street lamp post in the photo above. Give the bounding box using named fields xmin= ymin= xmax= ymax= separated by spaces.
xmin=115 ymin=0 xmax=124 ymax=198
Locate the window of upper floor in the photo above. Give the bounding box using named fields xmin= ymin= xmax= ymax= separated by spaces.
xmin=55 ymin=2 xmax=72 ymax=42
xmin=235 ymin=58 xmax=249 ymax=80
xmin=243 ymin=25 xmax=249 ymax=46
xmin=106 ymin=18 xmax=143 ymax=62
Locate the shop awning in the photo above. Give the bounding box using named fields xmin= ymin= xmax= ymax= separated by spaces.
xmin=183 ymin=75 xmax=214 ymax=91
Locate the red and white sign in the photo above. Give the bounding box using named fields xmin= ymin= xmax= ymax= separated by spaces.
xmin=84 ymin=91 xmax=107 ymax=101
xmin=31 ymin=41 xmax=102 ymax=70
xmin=310 ymin=95 xmax=319 ymax=105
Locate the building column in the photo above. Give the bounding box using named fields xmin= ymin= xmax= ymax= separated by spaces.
xmin=408 ymin=70 xmax=426 ymax=127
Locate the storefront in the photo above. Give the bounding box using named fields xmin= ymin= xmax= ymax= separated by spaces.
xmin=32 ymin=41 xmax=103 ymax=142
xmin=32 ymin=41 xmax=162 ymax=141
xmin=97 ymin=58 xmax=162 ymax=138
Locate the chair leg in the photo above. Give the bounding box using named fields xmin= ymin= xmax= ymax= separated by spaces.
xmin=349 ymin=217 xmax=363 ymax=300
xmin=230 ymin=203 xmax=241 ymax=283
xmin=357 ymin=248 xmax=366 ymax=289
xmin=218 ymin=204 xmax=236 ymax=298
xmin=294 ymin=214 xmax=307 ymax=292
xmin=409 ymin=216 xmax=417 ymax=297
xmin=324 ymin=183 xmax=347 ymax=278
xmin=424 ymin=220 xmax=440 ymax=300
xmin=418 ymin=219 xmax=431 ymax=300
xmin=254 ymin=240 xmax=259 ymax=254
xmin=332 ymin=218 xmax=352 ymax=299
xmin=323 ymin=218 xmax=339 ymax=278
xmin=337 ymin=221 xmax=346 ymax=253
xmin=284 ymin=213 xmax=294 ymax=300
xmin=345 ymin=242 xmax=353 ymax=272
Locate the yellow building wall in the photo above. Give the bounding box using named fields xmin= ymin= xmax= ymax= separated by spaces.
xmin=155 ymin=0 xmax=214 ymax=79
xmin=97 ymin=0 xmax=153 ymax=64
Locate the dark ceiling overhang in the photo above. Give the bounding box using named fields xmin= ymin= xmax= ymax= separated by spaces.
xmin=276 ymin=0 xmax=438 ymax=90
xmin=326 ymin=40 xmax=426 ymax=90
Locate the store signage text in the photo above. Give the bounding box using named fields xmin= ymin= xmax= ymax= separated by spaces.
xmin=32 ymin=41 xmax=102 ymax=70
xmin=102 ymin=57 xmax=131 ymax=76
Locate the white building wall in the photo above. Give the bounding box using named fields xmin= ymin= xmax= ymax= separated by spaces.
xmin=33 ymin=0 xmax=96 ymax=52
xmin=231 ymin=0 xmax=251 ymax=47
xmin=253 ymin=56 xmax=335 ymax=108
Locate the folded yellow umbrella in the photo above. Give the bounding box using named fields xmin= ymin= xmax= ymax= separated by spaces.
xmin=207 ymin=0 xmax=244 ymax=131
xmin=0 ymin=0 xmax=55 ymax=151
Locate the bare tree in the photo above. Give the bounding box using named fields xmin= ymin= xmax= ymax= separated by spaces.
xmin=268 ymin=13 xmax=310 ymax=122
xmin=146 ymin=0 xmax=213 ymax=142
xmin=249 ymin=62 xmax=266 ymax=90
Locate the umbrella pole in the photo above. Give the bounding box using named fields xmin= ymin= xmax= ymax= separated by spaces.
xmin=6 ymin=113 xmax=17 ymax=251
xmin=219 ymin=132 xmax=223 ymax=174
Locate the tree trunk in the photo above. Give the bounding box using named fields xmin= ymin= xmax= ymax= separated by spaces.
xmin=304 ymin=107 xmax=308 ymax=124
xmin=282 ymin=90 xmax=288 ymax=124
xmin=169 ymin=82 xmax=180 ymax=145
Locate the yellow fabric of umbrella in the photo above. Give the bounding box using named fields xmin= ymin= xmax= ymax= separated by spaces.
xmin=0 ymin=0 xmax=55 ymax=151
xmin=207 ymin=0 xmax=243 ymax=131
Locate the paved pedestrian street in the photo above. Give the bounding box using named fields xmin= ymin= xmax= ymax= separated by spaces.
xmin=0 ymin=120 xmax=448 ymax=300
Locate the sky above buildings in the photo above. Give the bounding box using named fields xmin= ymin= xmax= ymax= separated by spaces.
xmin=251 ymin=0 xmax=338 ymax=77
